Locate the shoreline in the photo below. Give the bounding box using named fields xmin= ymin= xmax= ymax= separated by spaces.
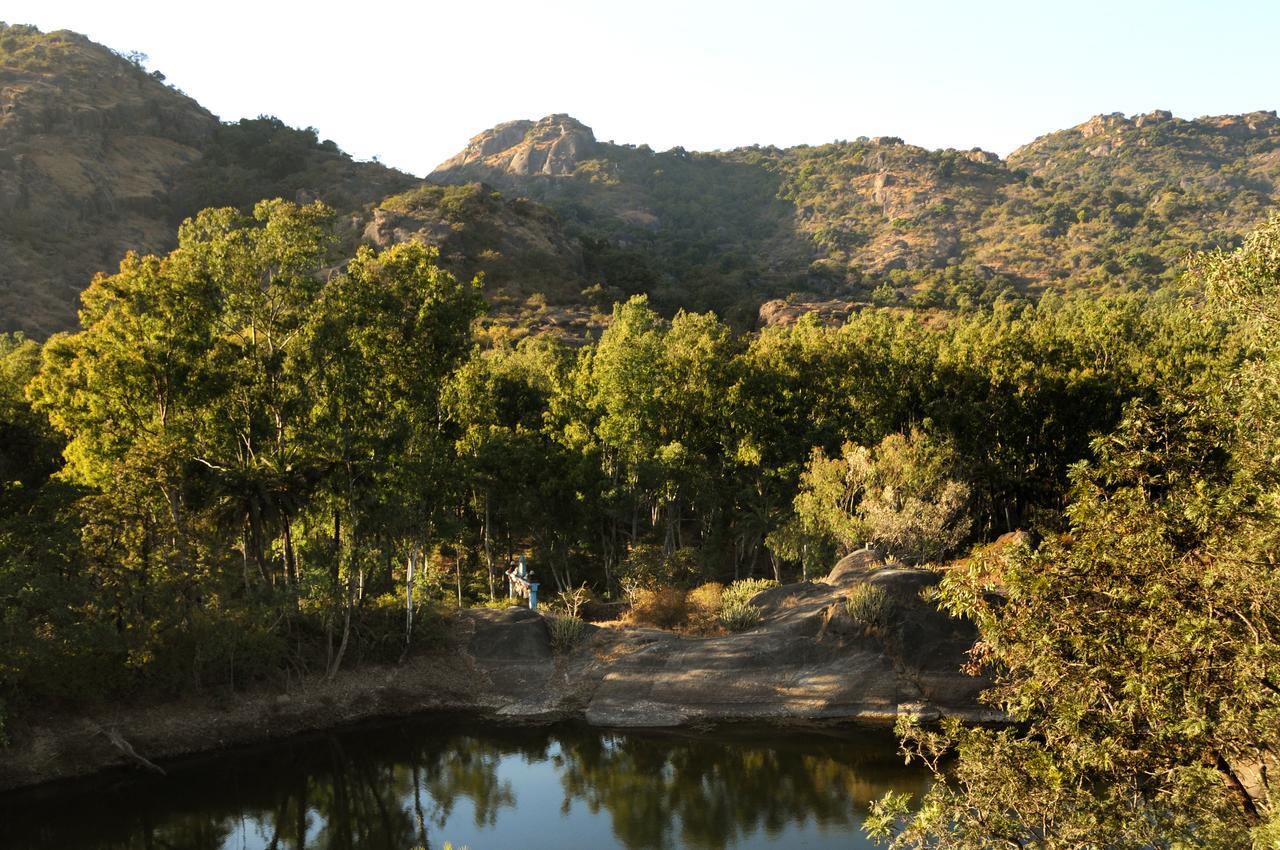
xmin=1 ymin=564 xmax=997 ymax=794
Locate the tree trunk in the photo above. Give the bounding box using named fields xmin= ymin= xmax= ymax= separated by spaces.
xmin=330 ymin=508 xmax=341 ymax=589
xmin=483 ymin=496 xmax=495 ymax=600
xmin=282 ymin=518 xmax=297 ymax=589
xmin=327 ymin=568 xmax=354 ymax=681
xmin=403 ymin=549 xmax=416 ymax=656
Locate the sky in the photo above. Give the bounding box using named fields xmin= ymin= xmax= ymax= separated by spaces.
xmin=7 ymin=0 xmax=1278 ymax=177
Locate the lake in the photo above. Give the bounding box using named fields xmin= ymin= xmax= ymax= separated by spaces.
xmin=0 ymin=717 xmax=928 ymax=850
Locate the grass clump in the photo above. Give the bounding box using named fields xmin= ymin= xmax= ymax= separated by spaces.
xmin=722 ymin=577 xmax=778 ymax=609
xmin=845 ymin=584 xmax=895 ymax=630
xmin=714 ymin=578 xmax=776 ymax=632
xmin=718 ymin=600 xmax=762 ymax=632
xmin=548 ymin=614 xmax=586 ymax=653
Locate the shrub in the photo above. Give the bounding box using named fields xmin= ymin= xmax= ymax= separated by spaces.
xmin=548 ymin=615 xmax=586 ymax=653
xmin=617 ymin=544 xmax=703 ymax=596
xmin=626 ymin=587 xmax=688 ymax=629
xmin=718 ymin=600 xmax=762 ymax=632
xmin=845 ymin=584 xmax=895 ymax=631
xmin=722 ymin=578 xmax=778 ymax=609
xmin=554 ymin=584 xmax=594 ymax=618
xmin=686 ymin=582 xmax=724 ymax=633
xmin=794 ymin=428 xmax=973 ymax=565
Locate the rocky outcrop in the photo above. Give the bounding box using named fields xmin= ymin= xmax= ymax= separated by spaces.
xmin=356 ymin=181 xmax=609 ymax=339
xmin=475 ymin=549 xmax=990 ymax=728
xmin=758 ymin=297 xmax=861 ymax=328
xmin=362 ymin=181 xmax=587 ymax=297
xmin=430 ymin=114 xmax=596 ymax=182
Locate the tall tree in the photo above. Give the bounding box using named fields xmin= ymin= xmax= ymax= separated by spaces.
xmin=868 ymin=213 xmax=1280 ymax=849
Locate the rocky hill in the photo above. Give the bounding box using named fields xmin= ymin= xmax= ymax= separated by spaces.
xmin=0 ymin=24 xmax=415 ymax=337
xmin=363 ymin=181 xmax=608 ymax=342
xmin=4 ymin=22 xmax=1280 ymax=338
xmin=431 ymin=109 xmax=1280 ymax=324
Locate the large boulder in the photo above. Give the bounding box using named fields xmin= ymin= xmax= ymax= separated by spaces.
xmin=467 ymin=607 xmax=551 ymax=661
xmin=823 ymin=547 xmax=887 ymax=586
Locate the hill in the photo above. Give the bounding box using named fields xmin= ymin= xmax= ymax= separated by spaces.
xmin=4 ymin=23 xmax=1280 ymax=337
xmin=431 ymin=110 xmax=1280 ymax=322
xmin=0 ymin=23 xmax=415 ymax=336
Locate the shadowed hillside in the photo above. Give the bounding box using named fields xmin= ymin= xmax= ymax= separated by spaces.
xmin=432 ymin=110 xmax=1280 ymax=322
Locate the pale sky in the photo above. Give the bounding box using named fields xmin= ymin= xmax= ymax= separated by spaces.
xmin=7 ymin=0 xmax=1277 ymax=177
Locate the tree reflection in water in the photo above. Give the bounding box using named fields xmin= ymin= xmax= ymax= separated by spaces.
xmin=0 ymin=719 xmax=926 ymax=850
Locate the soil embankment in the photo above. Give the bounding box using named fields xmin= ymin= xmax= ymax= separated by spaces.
xmin=0 ymin=550 xmax=993 ymax=792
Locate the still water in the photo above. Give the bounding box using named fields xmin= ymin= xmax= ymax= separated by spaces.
xmin=0 ymin=718 xmax=927 ymax=850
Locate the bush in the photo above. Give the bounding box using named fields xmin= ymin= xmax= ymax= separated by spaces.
xmin=722 ymin=578 xmax=778 ymax=609
xmin=617 ymin=544 xmax=703 ymax=596
xmin=845 ymin=584 xmax=895 ymax=631
xmin=626 ymin=587 xmax=688 ymax=629
xmin=554 ymin=584 xmax=593 ymax=618
xmin=548 ymin=615 xmax=586 ymax=653
xmin=686 ymin=582 xmax=724 ymax=633
xmin=718 ymin=600 xmax=762 ymax=632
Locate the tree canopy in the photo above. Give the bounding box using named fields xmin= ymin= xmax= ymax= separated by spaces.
xmin=867 ymin=213 xmax=1280 ymax=848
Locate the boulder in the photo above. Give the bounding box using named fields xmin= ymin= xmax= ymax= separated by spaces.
xmin=467 ymin=607 xmax=551 ymax=661
xmin=823 ymin=548 xmax=886 ymax=586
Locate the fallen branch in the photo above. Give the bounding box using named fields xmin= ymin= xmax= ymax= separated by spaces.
xmin=91 ymin=723 xmax=166 ymax=776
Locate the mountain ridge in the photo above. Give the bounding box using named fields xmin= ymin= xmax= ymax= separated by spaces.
xmin=428 ymin=106 xmax=1280 ymax=322
xmin=3 ymin=21 xmax=1279 ymax=338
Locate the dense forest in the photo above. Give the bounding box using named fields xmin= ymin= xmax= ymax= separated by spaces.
xmin=0 ymin=195 xmax=1215 ymax=710
xmin=3 ymin=195 xmax=1280 ymax=843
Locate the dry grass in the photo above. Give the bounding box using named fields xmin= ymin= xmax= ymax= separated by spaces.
xmin=685 ymin=582 xmax=724 ymax=634
xmin=624 ymin=587 xmax=688 ymax=629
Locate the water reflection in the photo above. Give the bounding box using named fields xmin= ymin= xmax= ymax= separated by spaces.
xmin=0 ymin=719 xmax=927 ymax=850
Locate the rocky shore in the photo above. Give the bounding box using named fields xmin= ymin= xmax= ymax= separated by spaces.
xmin=0 ymin=550 xmax=993 ymax=793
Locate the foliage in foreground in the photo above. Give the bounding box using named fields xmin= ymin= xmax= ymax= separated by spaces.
xmin=868 ymin=213 xmax=1280 ymax=848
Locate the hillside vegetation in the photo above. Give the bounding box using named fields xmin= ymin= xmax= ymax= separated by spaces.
xmin=0 ymin=23 xmax=413 ymax=336
xmin=432 ymin=110 xmax=1280 ymax=320
xmin=5 ymin=23 xmax=1280 ymax=338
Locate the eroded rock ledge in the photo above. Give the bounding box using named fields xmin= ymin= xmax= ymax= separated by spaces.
xmin=0 ymin=550 xmax=993 ymax=793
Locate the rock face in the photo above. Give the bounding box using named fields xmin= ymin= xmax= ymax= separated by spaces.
xmin=431 ymin=114 xmax=596 ymax=182
xmin=463 ymin=549 xmax=991 ymax=729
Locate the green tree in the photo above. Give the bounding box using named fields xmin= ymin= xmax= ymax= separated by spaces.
xmin=791 ymin=428 xmax=971 ymax=564
xmin=869 ymin=214 xmax=1280 ymax=848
